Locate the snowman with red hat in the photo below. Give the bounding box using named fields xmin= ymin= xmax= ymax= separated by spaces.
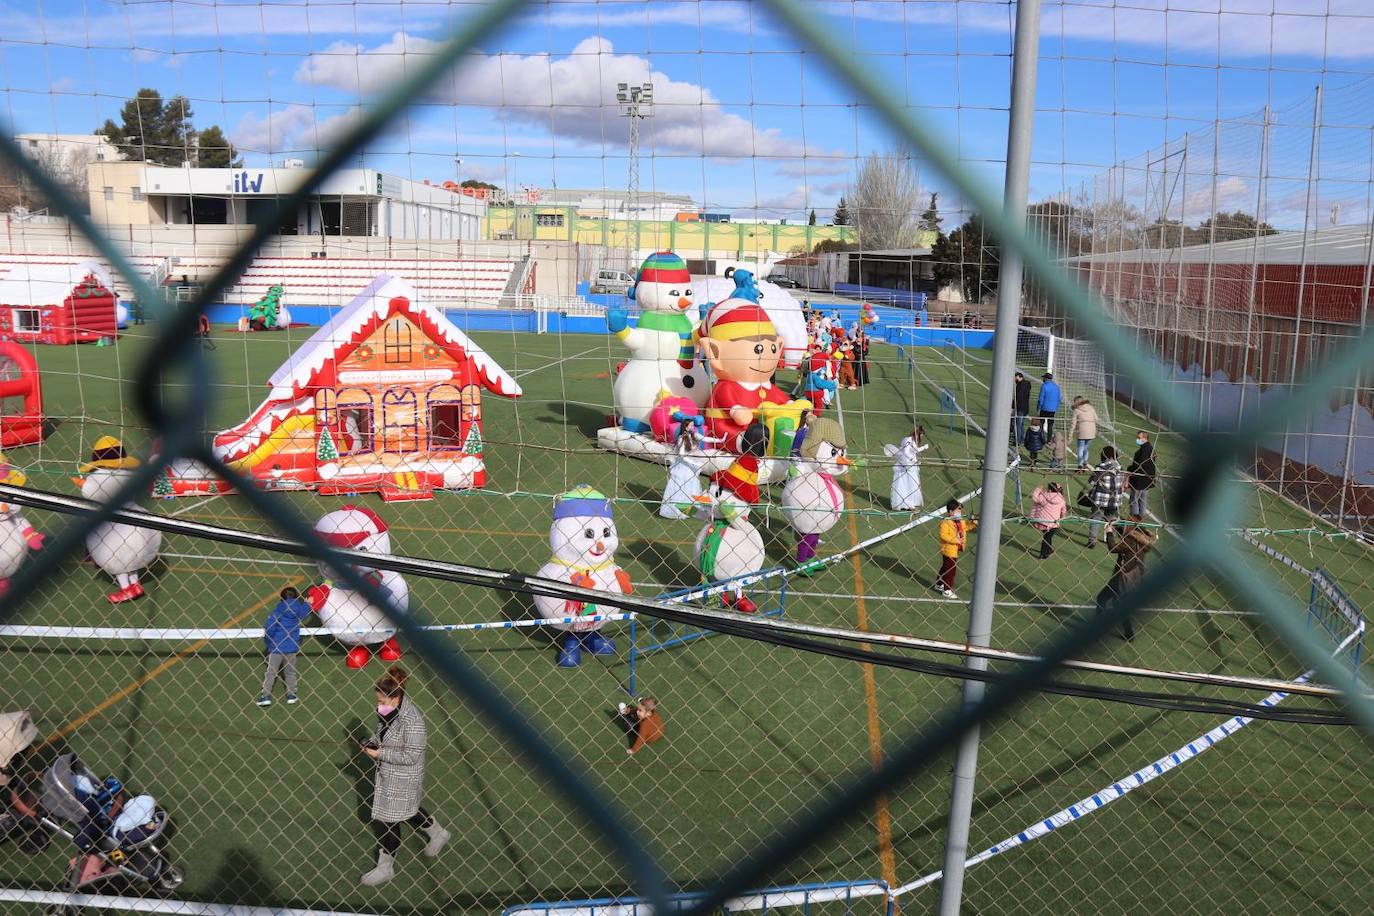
xmin=308 ymin=506 xmax=407 ymax=668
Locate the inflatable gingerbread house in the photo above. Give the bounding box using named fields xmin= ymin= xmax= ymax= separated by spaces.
xmin=213 ymin=274 xmax=521 ymax=499
xmin=0 ymin=260 xmax=118 ymax=345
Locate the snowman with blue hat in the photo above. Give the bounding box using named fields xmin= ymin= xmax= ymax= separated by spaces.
xmin=533 ymin=486 xmax=633 ymax=667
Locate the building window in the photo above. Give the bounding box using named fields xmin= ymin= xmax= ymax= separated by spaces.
xmin=535 ymin=212 xmax=565 ymax=228
xmin=103 ymin=187 xmax=114 ymax=202
xmin=12 ymin=309 xmax=40 ymax=333
xmin=382 ymin=319 xmax=413 ymax=364
xmin=131 ymin=187 xmax=144 ymax=202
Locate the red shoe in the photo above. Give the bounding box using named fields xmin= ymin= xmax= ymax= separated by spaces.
xmin=345 ymin=646 xmax=372 ymax=669
xmin=107 ymin=585 xmax=139 ymax=604
xmin=722 ymin=593 xmax=759 ymax=614
xmin=378 ymin=637 xmax=403 ymax=662
xmin=0 ymin=578 xmax=9 ymax=596
xmin=126 ymin=582 xmax=145 ymax=599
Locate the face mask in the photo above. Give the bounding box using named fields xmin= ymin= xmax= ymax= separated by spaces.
xmin=377 ymin=703 xmax=397 ymax=716
xmin=951 ymin=512 xmax=962 ymax=520
xmin=1136 ymin=437 xmax=1146 ymax=446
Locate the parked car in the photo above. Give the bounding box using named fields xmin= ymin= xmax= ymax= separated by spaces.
xmin=764 ymin=273 xmax=801 ymax=289
xmin=591 ymin=269 xmax=635 ymax=295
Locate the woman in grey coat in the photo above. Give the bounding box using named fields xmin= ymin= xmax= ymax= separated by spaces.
xmin=359 ymin=666 xmax=450 ymax=886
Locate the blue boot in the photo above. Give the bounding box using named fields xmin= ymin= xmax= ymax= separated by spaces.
xmin=558 ymin=631 xmax=582 ymax=667
xmin=583 ymin=631 xmax=616 ymax=655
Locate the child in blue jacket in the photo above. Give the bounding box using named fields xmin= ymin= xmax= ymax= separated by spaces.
xmin=258 ymin=586 xmax=311 ymax=707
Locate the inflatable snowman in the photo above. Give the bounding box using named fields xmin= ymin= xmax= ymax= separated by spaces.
xmin=694 ymin=456 xmax=768 ymax=613
xmin=308 ymin=505 xmax=408 ymax=668
xmin=781 ymin=417 xmax=851 ymax=568
xmin=606 ymin=252 xmax=709 ymax=433
xmin=533 ymin=486 xmax=633 ymax=667
xmin=80 ymin=437 xmax=161 ymax=604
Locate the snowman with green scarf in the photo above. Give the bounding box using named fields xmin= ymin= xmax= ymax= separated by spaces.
xmin=606 ymin=251 xmax=710 ymax=434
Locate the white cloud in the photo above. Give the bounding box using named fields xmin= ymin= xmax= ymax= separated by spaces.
xmin=0 ymin=0 xmax=454 ymax=42
xmin=296 ymin=34 xmax=838 ymax=161
xmin=520 ymin=1 xmax=765 ymax=36
xmin=1183 ymin=175 xmax=1255 ymax=217
xmin=232 ymin=105 xmax=360 ymax=155
xmin=775 ymin=159 xmax=853 ymax=179
xmin=835 ymin=0 xmax=1374 ymax=60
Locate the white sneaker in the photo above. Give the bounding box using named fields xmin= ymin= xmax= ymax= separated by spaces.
xmin=360 ymin=852 xmax=395 ymax=887
xmin=941 ymin=589 xmax=958 ymax=599
xmin=423 ymin=822 xmax=451 ymax=857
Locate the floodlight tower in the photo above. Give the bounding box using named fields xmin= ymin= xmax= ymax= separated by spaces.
xmin=617 ymin=81 xmax=654 ymax=263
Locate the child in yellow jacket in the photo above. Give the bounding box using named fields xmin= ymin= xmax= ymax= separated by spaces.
xmin=935 ymin=499 xmax=978 ymax=599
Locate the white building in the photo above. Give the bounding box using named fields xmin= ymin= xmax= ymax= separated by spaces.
xmin=86 ymin=161 xmax=486 ymax=240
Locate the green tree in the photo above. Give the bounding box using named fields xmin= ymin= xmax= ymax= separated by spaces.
xmin=1026 ymin=199 xmax=1090 ymax=256
xmin=196 ymin=124 xmax=241 ymax=168
xmin=808 ymin=209 xmax=817 ymax=226
xmin=931 ymin=215 xmax=999 ymax=302
xmin=1190 ymin=210 xmax=1276 ymax=244
xmin=317 ymin=426 xmax=339 ymax=463
xmin=460 ymin=179 xmax=498 ymax=190
xmin=103 ymin=89 xmax=165 ymax=162
xmin=462 ymin=424 xmax=483 ymax=455
xmin=832 ymin=196 xmax=850 ymax=226
xmin=918 ymin=192 xmax=942 ymax=233
xmin=153 ymin=468 xmax=173 ymax=498
xmin=157 ymin=95 xmax=195 ymax=166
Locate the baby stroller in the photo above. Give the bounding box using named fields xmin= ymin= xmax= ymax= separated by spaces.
xmin=38 ymin=753 xmax=184 ymax=906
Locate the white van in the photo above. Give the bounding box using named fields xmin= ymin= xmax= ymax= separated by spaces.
xmin=591 ymin=268 xmax=635 ymax=295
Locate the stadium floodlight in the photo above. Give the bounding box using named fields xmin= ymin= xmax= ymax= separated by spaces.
xmin=617 ymin=80 xmax=655 ymax=263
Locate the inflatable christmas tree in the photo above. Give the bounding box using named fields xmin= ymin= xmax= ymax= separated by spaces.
xmin=248 ymin=284 xmax=286 ymax=330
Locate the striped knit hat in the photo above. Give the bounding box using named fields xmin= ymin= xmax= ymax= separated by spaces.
xmin=705 ymin=299 xmax=776 ymax=341
xmin=636 ymin=251 xmax=691 ymax=285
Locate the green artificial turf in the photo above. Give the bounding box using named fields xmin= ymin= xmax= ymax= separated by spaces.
xmin=0 ymin=325 xmax=1369 ymax=915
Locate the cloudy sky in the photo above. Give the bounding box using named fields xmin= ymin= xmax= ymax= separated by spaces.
xmin=3 ymin=0 xmax=1373 ymax=225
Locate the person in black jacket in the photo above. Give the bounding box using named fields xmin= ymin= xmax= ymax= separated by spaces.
xmin=1011 ymin=371 xmax=1031 ymax=448
xmin=1126 ymin=431 xmax=1157 ymax=518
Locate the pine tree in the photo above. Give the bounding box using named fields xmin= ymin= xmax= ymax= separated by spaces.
xmin=832 ymin=197 xmax=850 ymax=226
xmin=462 ymin=424 xmax=483 ymax=455
xmin=317 ymin=425 xmax=339 ymax=463
xmin=808 ymin=209 xmax=817 ymax=226
xmin=153 ymin=467 xmax=173 ymax=497
xmin=918 ymin=192 xmax=942 ymax=232
xmin=196 ymin=125 xmax=241 ymax=168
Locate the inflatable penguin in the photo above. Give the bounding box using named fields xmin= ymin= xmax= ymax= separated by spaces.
xmin=606 ymin=252 xmax=710 ymax=433
xmin=659 ymin=425 xmax=710 ymax=520
xmin=534 ymin=486 xmax=633 ymax=667
xmin=80 ymin=437 xmax=161 ymax=604
xmin=308 ymin=506 xmax=408 ymax=668
xmin=781 ymin=417 xmax=850 ymax=568
xmin=0 ymin=455 xmax=44 ymax=594
xmin=694 ymin=491 xmax=766 ymax=615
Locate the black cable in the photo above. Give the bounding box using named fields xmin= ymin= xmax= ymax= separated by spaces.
xmin=0 ymin=486 xmax=1353 ymax=725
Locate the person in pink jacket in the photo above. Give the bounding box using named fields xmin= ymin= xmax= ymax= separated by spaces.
xmin=1030 ymin=482 xmax=1069 ymax=559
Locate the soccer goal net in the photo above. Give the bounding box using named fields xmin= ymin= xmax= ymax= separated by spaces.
xmin=1015 ymin=325 xmax=1117 ymax=434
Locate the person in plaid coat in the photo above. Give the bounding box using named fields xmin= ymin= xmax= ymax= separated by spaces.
xmin=359 ymin=667 xmax=450 ymax=886
xmin=1086 ymin=446 xmax=1124 ymax=548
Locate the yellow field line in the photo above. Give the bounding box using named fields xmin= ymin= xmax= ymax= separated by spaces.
xmin=40 ymin=576 xmax=304 ymax=749
xmin=845 ymin=487 xmax=899 ymax=902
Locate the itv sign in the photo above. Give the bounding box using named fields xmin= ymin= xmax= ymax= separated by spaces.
xmin=231 ymin=171 xmax=265 ymax=193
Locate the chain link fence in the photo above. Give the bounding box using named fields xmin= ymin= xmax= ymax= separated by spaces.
xmin=0 ymin=2 xmax=1371 ymax=915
